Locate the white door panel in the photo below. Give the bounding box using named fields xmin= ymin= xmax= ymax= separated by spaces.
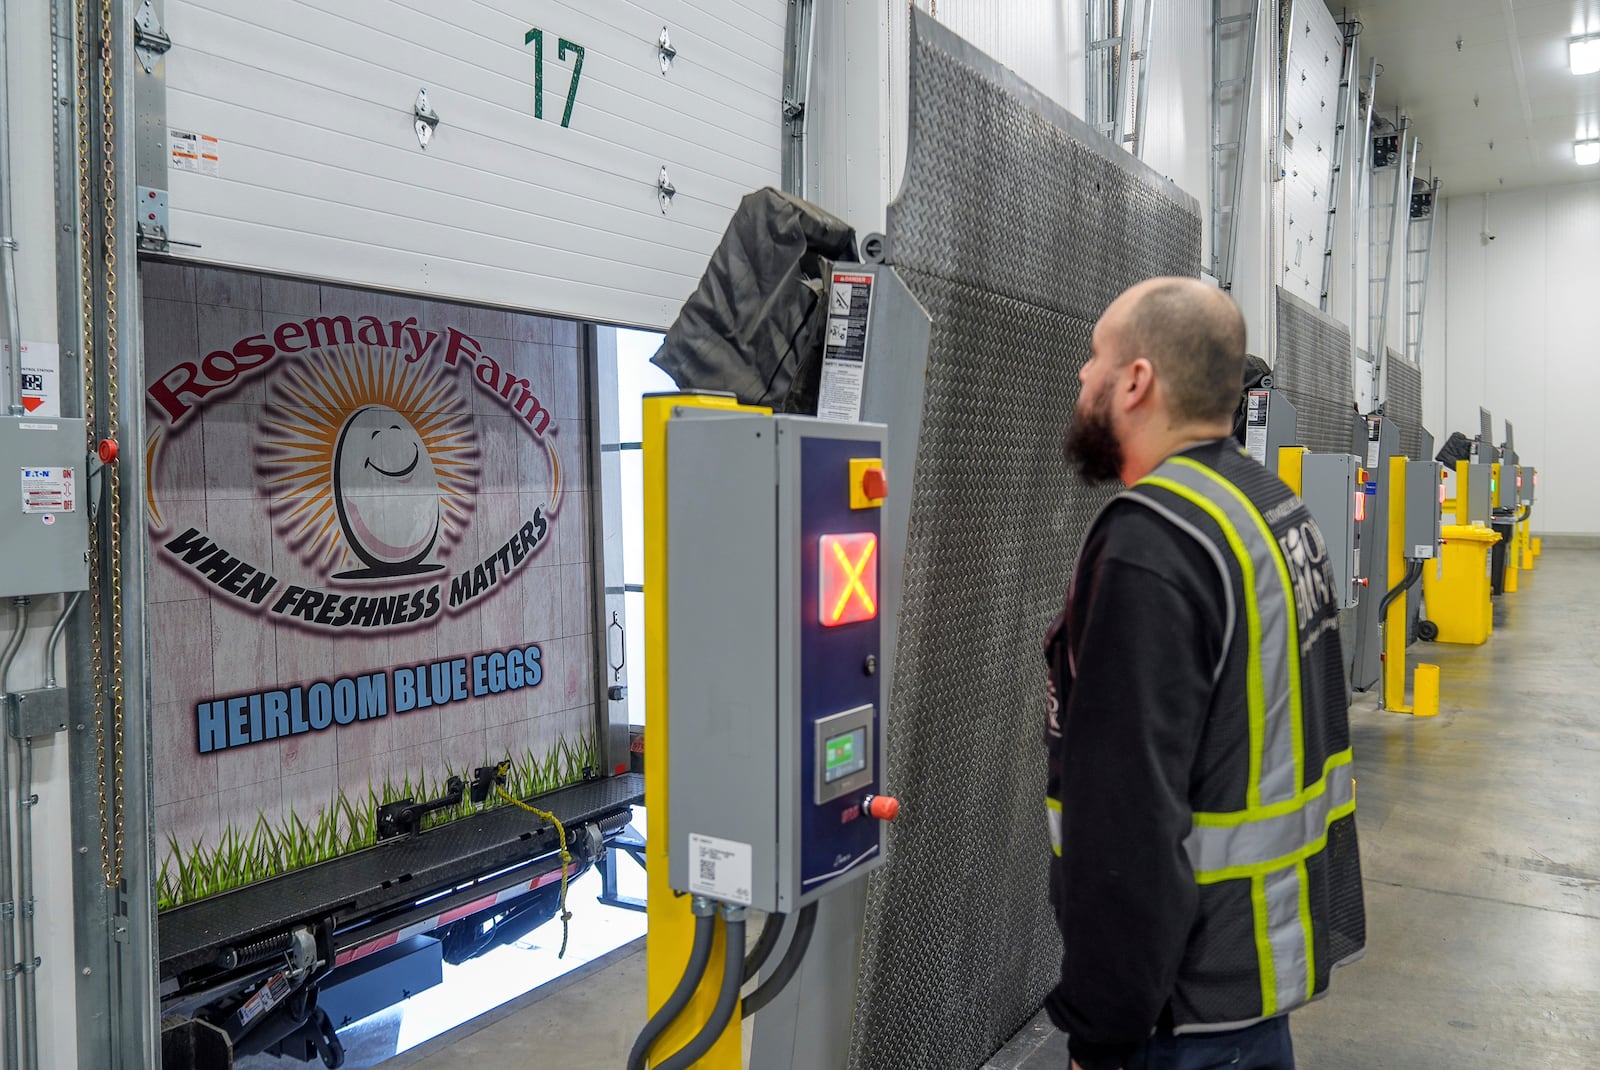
xmin=162 ymin=0 xmax=787 ymax=328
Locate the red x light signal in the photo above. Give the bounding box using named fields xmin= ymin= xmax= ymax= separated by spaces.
xmin=819 ymin=532 xmax=878 ymax=627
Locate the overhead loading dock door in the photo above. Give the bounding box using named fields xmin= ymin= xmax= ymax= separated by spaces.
xmin=158 ymin=0 xmax=788 ymax=329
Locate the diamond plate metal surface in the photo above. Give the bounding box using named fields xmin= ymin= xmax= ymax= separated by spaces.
xmin=1384 ymin=349 xmax=1426 ymax=460
xmin=848 ymin=14 xmax=1202 ymax=1070
xmin=1274 ymin=287 xmax=1356 ymax=455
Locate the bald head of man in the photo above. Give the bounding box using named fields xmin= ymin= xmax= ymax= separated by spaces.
xmin=1064 ymin=277 xmax=1248 ymax=485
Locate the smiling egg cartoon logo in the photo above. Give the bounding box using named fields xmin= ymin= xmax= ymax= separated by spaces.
xmin=258 ymin=347 xmax=478 ymax=583
xmin=332 ymin=405 xmax=444 ymax=577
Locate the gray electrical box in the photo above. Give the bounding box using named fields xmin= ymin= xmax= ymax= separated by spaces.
xmin=1520 ymin=466 xmax=1537 ymax=505
xmin=1243 ymin=388 xmax=1297 ymax=474
xmin=0 ymin=416 xmax=90 ymax=597
xmin=1301 ymin=453 xmax=1363 ymax=609
xmin=666 ymin=412 xmax=894 ymax=914
xmin=1347 ymin=416 xmax=1396 ymax=692
xmin=1404 ymin=461 xmax=1443 ymax=560
xmin=1494 ymin=464 xmax=1518 ymax=513
xmin=1465 ymin=462 xmax=1493 ymax=525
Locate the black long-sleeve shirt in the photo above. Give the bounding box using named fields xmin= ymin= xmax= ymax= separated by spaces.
xmin=1043 ymin=494 xmax=1228 ymax=1070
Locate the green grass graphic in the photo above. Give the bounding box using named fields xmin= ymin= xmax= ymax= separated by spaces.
xmin=157 ymin=734 xmax=599 ymax=911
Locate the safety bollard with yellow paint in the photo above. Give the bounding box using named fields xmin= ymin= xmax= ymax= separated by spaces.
xmin=1412 ymin=663 xmax=1440 ymax=718
xmin=641 ymin=393 xmax=767 ymax=1070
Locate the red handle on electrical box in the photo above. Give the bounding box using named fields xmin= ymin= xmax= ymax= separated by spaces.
xmin=97 ymin=439 xmax=118 ymax=464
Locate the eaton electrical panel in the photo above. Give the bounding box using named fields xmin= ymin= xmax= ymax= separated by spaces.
xmin=0 ymin=416 xmax=90 ymax=598
xmin=1404 ymin=461 xmax=1444 ymax=560
xmin=666 ymin=413 xmax=893 ymax=913
xmin=1301 ymin=453 xmax=1364 ymax=609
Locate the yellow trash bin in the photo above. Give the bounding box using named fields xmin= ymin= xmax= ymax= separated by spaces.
xmin=1420 ymin=524 xmax=1501 ymax=645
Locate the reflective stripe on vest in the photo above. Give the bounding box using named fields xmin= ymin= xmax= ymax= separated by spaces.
xmin=1046 ymin=797 xmax=1062 ymax=857
xmin=1132 ymin=455 xmax=1330 ymax=1019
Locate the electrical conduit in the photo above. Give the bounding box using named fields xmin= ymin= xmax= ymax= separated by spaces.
xmin=654 ymin=903 xmax=746 ymax=1070
xmin=14 ymin=593 xmax=79 ymax=1070
xmin=627 ymin=897 xmax=716 ymax=1070
xmin=0 ymin=598 xmax=30 ymax=1070
xmin=0 ymin=0 xmax=24 ymax=416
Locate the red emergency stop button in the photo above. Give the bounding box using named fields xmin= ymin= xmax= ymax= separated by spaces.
xmin=98 ymin=439 xmax=118 ymax=464
xmin=863 ymin=467 xmax=888 ymax=501
xmin=863 ymin=794 xmax=900 ymax=821
xmin=849 ymin=458 xmax=887 ymax=510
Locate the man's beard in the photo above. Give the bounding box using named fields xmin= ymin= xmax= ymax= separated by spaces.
xmin=1063 ymin=382 xmax=1124 ymax=485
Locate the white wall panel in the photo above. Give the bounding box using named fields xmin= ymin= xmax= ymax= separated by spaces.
xmin=1280 ymin=1 xmax=1344 ymax=304
xmin=162 ymin=0 xmax=787 ymax=329
xmin=1435 ymin=183 xmax=1600 ymax=533
xmin=1419 ymin=195 xmax=1448 ymax=437
xmin=6 ymin=0 xmax=80 ymax=1063
xmin=1141 ymin=0 xmax=1211 ymax=249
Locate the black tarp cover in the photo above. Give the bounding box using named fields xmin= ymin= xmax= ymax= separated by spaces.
xmin=651 ymin=187 xmax=856 ymax=413
xmin=1436 ymin=431 xmax=1474 ymax=465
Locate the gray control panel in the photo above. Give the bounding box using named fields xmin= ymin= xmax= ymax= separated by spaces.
xmin=1404 ymin=461 xmax=1443 ymax=560
xmin=0 ymin=416 xmax=90 ymax=598
xmin=1301 ymin=453 xmax=1364 ymax=609
xmin=666 ymin=412 xmax=894 ymax=913
xmin=1465 ymin=463 xmax=1494 ymax=525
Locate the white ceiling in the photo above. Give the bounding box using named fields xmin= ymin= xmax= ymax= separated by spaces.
xmin=1344 ymin=0 xmax=1600 ymax=194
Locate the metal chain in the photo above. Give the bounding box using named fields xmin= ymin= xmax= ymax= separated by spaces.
xmin=73 ymin=0 xmax=115 ymax=888
xmin=98 ymin=0 xmax=126 ymax=888
xmin=76 ymin=0 xmax=124 ymax=889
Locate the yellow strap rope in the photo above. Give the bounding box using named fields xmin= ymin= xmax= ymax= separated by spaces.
xmin=493 ymin=784 xmax=574 ymax=958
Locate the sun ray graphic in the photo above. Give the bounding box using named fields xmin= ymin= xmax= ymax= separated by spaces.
xmin=257 ymin=345 xmax=479 ymax=577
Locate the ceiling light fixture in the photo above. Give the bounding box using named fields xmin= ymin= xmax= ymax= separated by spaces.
xmin=1572 ymin=36 xmax=1600 ymax=75
xmin=1577 ymin=139 xmax=1600 ymax=166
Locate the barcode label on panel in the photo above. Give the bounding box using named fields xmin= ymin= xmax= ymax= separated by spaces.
xmin=687 ymin=833 xmax=753 ymax=905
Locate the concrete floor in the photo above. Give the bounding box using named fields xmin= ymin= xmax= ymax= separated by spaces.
xmin=415 ymin=550 xmax=1600 ymax=1068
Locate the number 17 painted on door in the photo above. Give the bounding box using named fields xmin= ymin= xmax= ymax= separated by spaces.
xmin=524 ymin=27 xmax=585 ymax=128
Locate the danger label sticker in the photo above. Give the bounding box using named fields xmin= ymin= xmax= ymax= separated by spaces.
xmin=20 ymin=467 xmax=75 ymax=514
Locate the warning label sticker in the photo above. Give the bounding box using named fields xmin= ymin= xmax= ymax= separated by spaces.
xmin=1244 ymin=390 xmax=1270 ymax=467
xmin=20 ymin=467 xmax=75 ymax=514
xmin=817 ymin=272 xmax=874 ymax=423
xmin=687 ymin=832 xmax=753 ymax=905
xmin=169 ymin=129 xmax=220 ymax=176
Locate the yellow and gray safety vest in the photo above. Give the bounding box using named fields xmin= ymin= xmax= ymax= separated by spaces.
xmin=1049 ymin=445 xmax=1366 ymax=1032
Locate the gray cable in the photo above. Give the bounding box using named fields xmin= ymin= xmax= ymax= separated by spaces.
xmin=627 ymin=897 xmax=716 ymax=1070
xmin=654 ymin=905 xmax=748 ymax=1070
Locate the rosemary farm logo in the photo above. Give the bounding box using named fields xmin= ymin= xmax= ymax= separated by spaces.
xmin=145 ymin=315 xmax=563 ymax=633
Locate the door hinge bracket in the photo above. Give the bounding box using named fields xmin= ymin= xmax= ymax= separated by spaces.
xmin=133 ymin=0 xmax=172 ymax=74
xmin=657 ymin=166 xmax=676 ymax=213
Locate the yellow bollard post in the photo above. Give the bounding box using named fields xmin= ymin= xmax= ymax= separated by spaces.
xmin=642 ymin=393 xmax=767 ymax=1070
xmin=1533 ymin=536 xmax=1542 ymax=557
xmin=1454 ymin=460 xmax=1470 ymax=527
xmin=1278 ymin=446 xmax=1306 ymax=497
xmin=1382 ymin=457 xmax=1412 ymax=713
xmin=1412 ymin=663 xmax=1441 ymax=717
